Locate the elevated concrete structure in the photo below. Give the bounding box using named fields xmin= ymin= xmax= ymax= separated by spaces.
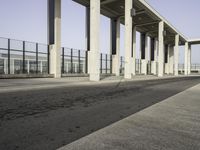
xmin=46 ymin=0 xmax=200 ymax=80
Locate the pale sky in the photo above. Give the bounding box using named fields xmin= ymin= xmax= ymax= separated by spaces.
xmin=0 ymin=0 xmax=200 ymax=63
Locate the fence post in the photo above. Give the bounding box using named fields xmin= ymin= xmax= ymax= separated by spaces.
xmin=62 ymin=47 xmax=65 ymax=74
xmin=71 ymin=48 xmax=73 ymax=73
xmin=100 ymin=53 xmax=103 ymax=74
xmin=36 ymin=43 xmax=39 ymax=74
xmin=78 ymin=50 xmax=81 ymax=73
xmin=105 ymin=54 xmax=108 ymax=74
xmin=110 ymin=55 xmax=112 ymax=74
xmin=23 ymin=41 xmax=26 ymax=74
xmin=8 ymin=39 xmax=10 ymax=74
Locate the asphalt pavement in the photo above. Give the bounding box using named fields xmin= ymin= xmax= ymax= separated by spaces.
xmin=0 ymin=76 xmax=200 ymax=150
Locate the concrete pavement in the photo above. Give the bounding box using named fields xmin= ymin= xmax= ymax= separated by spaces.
xmin=59 ymin=83 xmax=200 ymax=150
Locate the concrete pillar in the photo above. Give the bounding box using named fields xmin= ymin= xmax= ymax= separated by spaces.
xmin=140 ymin=33 xmax=148 ymax=75
xmin=131 ymin=25 xmax=136 ymax=76
xmin=188 ymin=44 xmax=191 ymax=74
xmin=111 ymin=18 xmax=120 ymax=76
xmin=85 ymin=7 xmax=90 ymax=74
xmin=88 ymin=0 xmax=100 ymax=81
xmin=150 ymin=37 xmax=157 ymax=75
xmin=165 ymin=44 xmax=170 ymax=74
xmin=169 ymin=46 xmax=174 ymax=74
xmin=174 ymin=34 xmax=179 ymax=76
xmin=184 ymin=42 xmax=189 ymax=75
xmin=124 ymin=0 xmax=133 ymax=79
xmin=48 ymin=0 xmax=61 ymax=78
xmin=158 ymin=21 xmax=164 ymax=77
xmin=154 ymin=39 xmax=158 ymax=75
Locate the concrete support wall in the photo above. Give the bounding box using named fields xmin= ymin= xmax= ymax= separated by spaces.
xmin=169 ymin=46 xmax=174 ymax=74
xmin=88 ymin=0 xmax=100 ymax=81
xmin=48 ymin=0 xmax=61 ymax=78
xmin=174 ymin=34 xmax=179 ymax=76
xmin=131 ymin=26 xmax=136 ymax=76
xmin=158 ymin=21 xmax=164 ymax=77
xmin=111 ymin=18 xmax=120 ymax=76
xmin=124 ymin=0 xmax=133 ymax=79
xmin=140 ymin=33 xmax=148 ymax=75
xmin=184 ymin=42 xmax=189 ymax=75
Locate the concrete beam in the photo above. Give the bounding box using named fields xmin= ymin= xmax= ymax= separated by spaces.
xmin=101 ymin=0 xmax=118 ymax=5
xmin=135 ymin=21 xmax=159 ymax=27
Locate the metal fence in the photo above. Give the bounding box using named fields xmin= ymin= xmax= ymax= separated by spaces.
xmin=135 ymin=59 xmax=141 ymax=74
xmin=120 ymin=56 xmax=125 ymax=75
xmin=178 ymin=64 xmax=200 ymax=73
xmin=0 ymin=37 xmax=49 ymax=75
xmin=61 ymin=48 xmax=87 ymax=74
xmin=147 ymin=61 xmax=152 ymax=75
xmin=100 ymin=53 xmax=112 ymax=74
xmin=191 ymin=64 xmax=200 ymax=71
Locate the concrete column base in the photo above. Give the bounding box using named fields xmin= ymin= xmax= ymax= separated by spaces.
xmin=151 ymin=61 xmax=157 ymax=75
xmin=141 ymin=60 xmax=147 ymax=75
xmin=112 ymin=55 xmax=120 ymax=76
xmin=165 ymin=63 xmax=169 ymax=74
xmin=88 ymin=51 xmax=100 ymax=81
xmin=131 ymin=58 xmax=136 ymax=76
xmin=50 ymin=44 xmax=61 ymax=78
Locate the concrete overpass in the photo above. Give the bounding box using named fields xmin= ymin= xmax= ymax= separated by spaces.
xmin=48 ymin=0 xmax=199 ymax=81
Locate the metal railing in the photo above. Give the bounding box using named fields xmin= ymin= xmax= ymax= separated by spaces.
xmin=0 ymin=37 xmax=49 ymax=75
xmin=100 ymin=53 xmax=112 ymax=74
xmin=120 ymin=56 xmax=125 ymax=75
xmin=61 ymin=47 xmax=87 ymax=74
